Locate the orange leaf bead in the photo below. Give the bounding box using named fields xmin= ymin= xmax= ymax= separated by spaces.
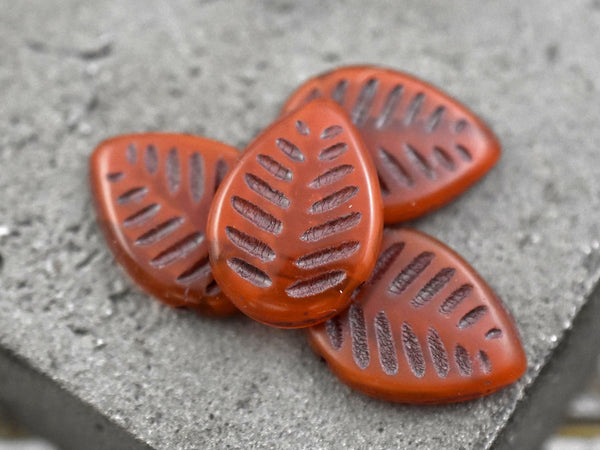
xmin=90 ymin=133 xmax=239 ymax=317
xmin=207 ymin=99 xmax=384 ymax=328
xmin=307 ymin=228 xmax=526 ymax=403
xmin=282 ymin=66 xmax=501 ymax=223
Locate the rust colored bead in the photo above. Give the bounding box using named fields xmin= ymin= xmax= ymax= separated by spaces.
xmin=281 ymin=66 xmax=501 ymax=223
xmin=207 ymin=99 xmax=384 ymax=328
xmin=307 ymin=228 xmax=526 ymax=403
xmin=90 ymin=133 xmax=239 ymax=317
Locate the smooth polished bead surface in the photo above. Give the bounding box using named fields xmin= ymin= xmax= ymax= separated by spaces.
xmin=307 ymin=228 xmax=527 ymax=403
xmin=90 ymin=133 xmax=239 ymax=317
xmin=207 ymin=99 xmax=383 ymax=328
xmin=282 ymin=66 xmax=501 ymax=223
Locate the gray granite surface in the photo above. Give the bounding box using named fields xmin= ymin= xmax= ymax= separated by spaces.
xmin=1 ymin=1 xmax=600 ymax=449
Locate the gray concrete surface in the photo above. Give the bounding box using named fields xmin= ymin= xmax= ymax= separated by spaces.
xmin=0 ymin=0 xmax=599 ymax=449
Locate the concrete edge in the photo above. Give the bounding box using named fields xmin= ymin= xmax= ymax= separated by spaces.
xmin=491 ymin=279 xmax=600 ymax=450
xmin=0 ymin=345 xmax=153 ymax=450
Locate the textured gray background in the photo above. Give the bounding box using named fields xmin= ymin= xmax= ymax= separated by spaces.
xmin=1 ymin=0 xmax=599 ymax=449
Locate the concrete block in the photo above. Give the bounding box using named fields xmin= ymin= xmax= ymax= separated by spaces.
xmin=1 ymin=0 xmax=599 ymax=448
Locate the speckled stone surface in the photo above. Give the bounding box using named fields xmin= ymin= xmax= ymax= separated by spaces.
xmin=0 ymin=1 xmax=599 ymax=449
